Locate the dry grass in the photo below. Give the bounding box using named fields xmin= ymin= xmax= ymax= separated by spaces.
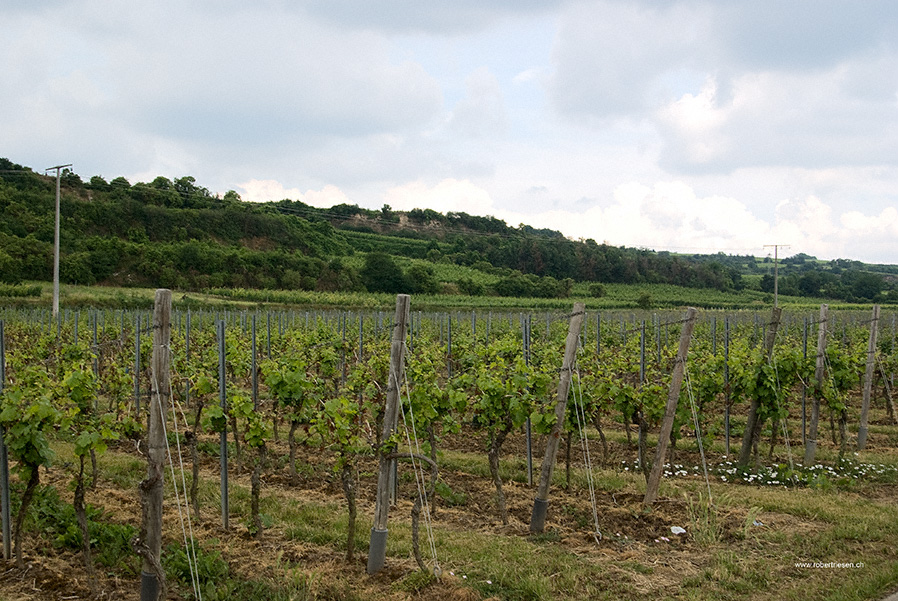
xmin=13 ymin=420 xmax=893 ymax=601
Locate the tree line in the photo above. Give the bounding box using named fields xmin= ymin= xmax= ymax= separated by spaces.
xmin=0 ymin=158 xmax=894 ymax=302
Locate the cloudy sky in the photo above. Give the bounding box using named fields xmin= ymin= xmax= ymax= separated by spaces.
xmin=3 ymin=1 xmax=898 ymax=262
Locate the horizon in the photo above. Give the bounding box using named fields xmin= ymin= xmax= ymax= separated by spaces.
xmin=3 ymin=1 xmax=897 ymax=263
xmin=14 ymin=156 xmax=889 ymax=268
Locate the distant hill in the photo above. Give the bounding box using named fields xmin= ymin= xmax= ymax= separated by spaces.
xmin=0 ymin=158 xmax=895 ymax=303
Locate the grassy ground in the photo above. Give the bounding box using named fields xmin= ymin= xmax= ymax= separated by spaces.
xmin=4 ymin=411 xmax=898 ymax=601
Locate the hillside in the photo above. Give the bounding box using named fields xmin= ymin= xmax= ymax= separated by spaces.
xmin=0 ymin=158 xmax=895 ymax=304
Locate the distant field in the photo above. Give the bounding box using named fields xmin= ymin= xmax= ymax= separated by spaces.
xmin=0 ymin=278 xmax=872 ymax=312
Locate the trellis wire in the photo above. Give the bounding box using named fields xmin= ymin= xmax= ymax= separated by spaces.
xmin=572 ymin=360 xmax=602 ymax=542
xmin=398 ymin=346 xmax=440 ymax=576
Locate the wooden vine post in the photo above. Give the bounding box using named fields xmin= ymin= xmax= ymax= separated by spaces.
xmin=367 ymin=294 xmax=410 ymax=575
xmin=643 ymin=307 xmax=698 ymax=506
xmin=529 ymin=302 xmax=585 ymax=534
xmin=737 ymin=306 xmax=782 ymax=467
xmin=804 ymin=304 xmax=829 ymax=465
xmin=857 ymin=305 xmax=880 ymax=450
xmin=137 ymin=289 xmax=171 ymax=601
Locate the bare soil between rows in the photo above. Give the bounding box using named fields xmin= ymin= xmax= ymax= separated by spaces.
xmin=0 ymin=422 xmax=892 ymax=601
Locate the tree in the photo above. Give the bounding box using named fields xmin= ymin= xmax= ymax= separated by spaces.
xmin=405 ymin=263 xmax=439 ymax=294
xmin=589 ymin=283 xmax=606 ymax=298
xmin=150 ymin=176 xmax=174 ymax=190
xmin=174 ymin=176 xmax=210 ymax=206
xmin=87 ymin=176 xmax=109 ymax=191
xmin=360 ymin=252 xmax=407 ymax=293
xmin=636 ymin=292 xmax=653 ymax=309
xmin=845 ymin=271 xmax=883 ymax=300
xmin=380 ymin=204 xmax=398 ymax=222
xmin=109 ymin=176 xmax=130 ymax=189
xmin=62 ymin=169 xmax=83 ymax=187
xmin=458 ymin=277 xmax=484 ymax=296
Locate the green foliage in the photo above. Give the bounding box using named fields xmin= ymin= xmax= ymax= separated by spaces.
xmin=0 ymin=366 xmax=60 ymax=480
xmin=0 ymin=302 xmax=896 ymax=601
xmin=404 ymin=341 xmax=468 ymax=451
xmin=457 ymin=277 xmax=485 ymax=296
xmin=492 ymin=273 xmax=573 ymax=299
xmin=458 ymin=334 xmax=552 ymax=442
xmin=0 ymin=283 xmax=41 ymax=297
xmin=262 ymin=358 xmax=316 ymax=420
xmin=230 ymin=390 xmax=269 ymax=449
xmin=405 ymin=262 xmax=439 ymax=294
xmin=360 ymin=252 xmax=407 ymax=293
xmin=163 ymin=540 xmax=233 ymax=600
xmin=203 ymin=404 xmax=228 ymax=433
xmin=636 ymin=292 xmax=653 ymax=309
xmin=25 ymin=485 xmax=138 ymax=571
xmin=434 ymin=480 xmax=468 ymax=506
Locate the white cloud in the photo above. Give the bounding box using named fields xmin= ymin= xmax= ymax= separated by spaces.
xmin=558 ymin=181 xmax=770 ymax=252
xmin=383 ymin=179 xmax=496 ymax=215
xmin=237 ymin=179 xmax=351 ymax=208
xmin=493 ymin=182 xmax=898 ymax=263
xmin=512 ymin=68 xmax=541 ymax=84
xmin=106 ymin=5 xmax=444 ymax=144
xmin=655 ymin=79 xmax=728 ymax=166
xmin=835 ymin=206 xmax=898 ymax=262
xmin=656 ymin=67 xmax=898 ymax=173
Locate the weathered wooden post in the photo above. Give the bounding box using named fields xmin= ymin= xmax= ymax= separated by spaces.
xmin=857 ymin=305 xmax=880 ymax=450
xmin=529 ymin=303 xmax=585 ymax=533
xmin=805 ymin=304 xmax=829 ymax=465
xmin=643 ymin=307 xmax=698 ymax=506
xmin=737 ymin=306 xmax=782 ymax=467
xmin=367 ymin=294 xmax=410 ymax=574
xmin=137 ymin=290 xmax=171 ymax=601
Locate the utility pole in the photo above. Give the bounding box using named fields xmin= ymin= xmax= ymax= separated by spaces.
xmin=763 ymin=244 xmax=790 ymax=307
xmin=45 ymin=164 xmax=72 ymax=317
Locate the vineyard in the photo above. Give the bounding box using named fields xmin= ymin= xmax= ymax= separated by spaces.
xmin=0 ymin=295 xmax=897 ymax=601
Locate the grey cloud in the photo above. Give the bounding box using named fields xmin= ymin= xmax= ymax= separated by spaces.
xmin=298 ymin=0 xmax=566 ymax=34
xmin=714 ymin=1 xmax=898 ymax=71
xmin=0 ymin=0 xmax=445 ymax=179
xmin=549 ymin=1 xmax=709 ymax=120
xmin=549 ymin=1 xmax=898 ymax=118
xmin=108 ymin=8 xmax=443 ymax=144
xmin=548 ymin=0 xmax=898 ymax=173
xmin=449 ymin=67 xmax=509 ymax=138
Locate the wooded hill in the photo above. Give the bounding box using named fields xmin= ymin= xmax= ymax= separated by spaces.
xmin=0 ymin=158 xmax=894 ymax=303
